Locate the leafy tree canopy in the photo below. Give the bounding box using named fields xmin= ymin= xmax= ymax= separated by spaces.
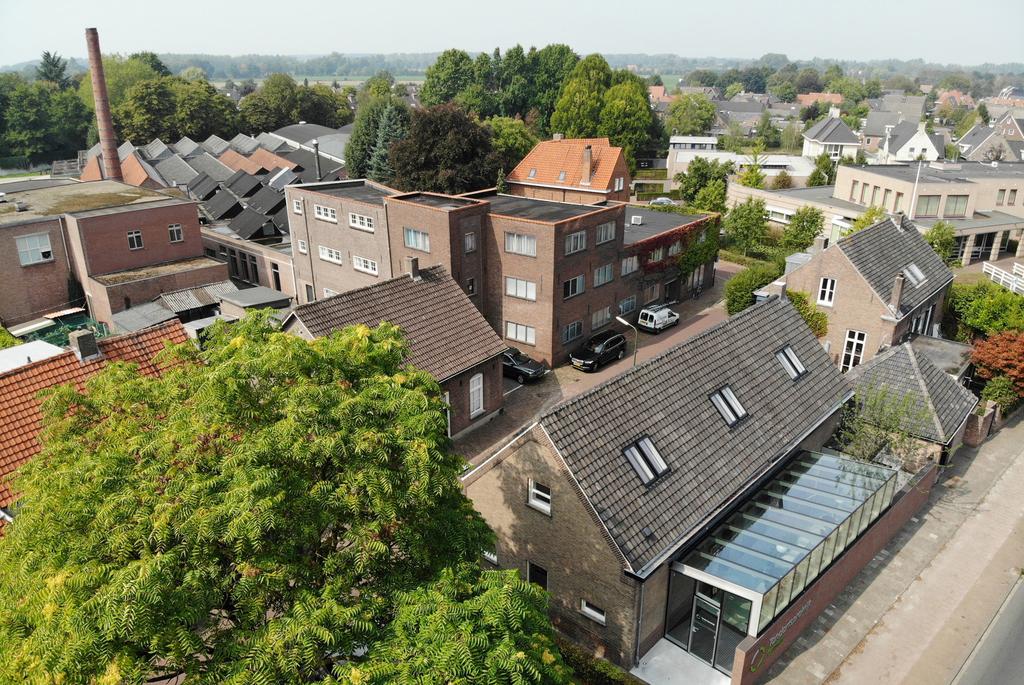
xmin=674 ymin=157 xmax=733 ymax=204
xmin=487 ymin=116 xmax=538 ymax=172
xmin=0 ymin=327 xmax=20 ymax=350
xmin=923 ymin=220 xmax=957 ymax=266
xmin=844 ymin=205 xmax=887 ymax=235
xmin=952 ymin=283 xmax=1024 ymax=337
xmin=725 ymin=262 xmax=782 ymax=314
xmin=597 ymin=81 xmax=652 ymax=171
xmin=35 ymin=51 xmax=70 ymax=89
xmin=664 ymin=93 xmax=715 ymax=136
xmin=781 ymin=206 xmax=824 ymax=251
xmin=724 ymin=198 xmax=768 ymax=256
xmin=128 ymin=51 xmax=171 ymax=77
xmin=420 ymin=49 xmax=475 ymax=107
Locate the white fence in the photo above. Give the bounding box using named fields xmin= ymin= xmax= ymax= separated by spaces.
xmin=982 ymin=262 xmax=1024 ymax=295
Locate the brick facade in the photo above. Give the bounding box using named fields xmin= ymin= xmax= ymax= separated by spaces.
xmin=0 ymin=218 xmax=72 ymax=326
xmin=201 ymin=227 xmax=296 ymax=298
xmin=442 ymin=356 xmax=504 ymax=437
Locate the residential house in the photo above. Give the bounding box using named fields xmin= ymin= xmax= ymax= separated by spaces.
xmin=711 ymin=100 xmax=765 ymax=137
xmin=956 ymin=112 xmax=1024 ymax=163
xmin=796 ymin=92 xmax=843 ymax=108
xmin=464 ymin=296 xmax=935 ymax=683
xmin=676 ymin=85 xmax=722 ymax=100
xmin=506 ymin=137 xmax=631 ymax=204
xmin=876 ymin=120 xmax=944 ymax=163
xmin=868 ymin=93 xmax=926 ymax=122
xmin=283 ymin=263 xmax=505 ymax=437
xmin=669 ymin=149 xmax=817 ymax=188
xmin=802 ymin=112 xmax=861 ymax=160
xmin=861 ymin=111 xmax=904 ymax=152
xmin=779 ymin=215 xmax=954 ymax=370
xmin=936 ymin=90 xmax=975 ymax=110
xmin=669 ymin=135 xmax=718 ymax=151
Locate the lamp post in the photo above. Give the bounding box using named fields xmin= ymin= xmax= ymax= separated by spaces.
xmin=616 ymin=316 xmax=639 ymax=368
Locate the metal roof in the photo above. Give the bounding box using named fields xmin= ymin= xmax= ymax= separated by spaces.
xmin=157 ymin=281 xmax=238 ymax=313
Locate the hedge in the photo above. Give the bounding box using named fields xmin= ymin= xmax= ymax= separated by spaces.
xmin=636 ymin=189 xmax=682 ymax=201
xmin=634 ymin=168 xmax=668 ymax=180
xmin=555 ymin=637 xmax=645 ymax=685
xmin=0 ymin=155 xmax=30 ymax=169
xmin=725 ymin=262 xmax=784 ymax=314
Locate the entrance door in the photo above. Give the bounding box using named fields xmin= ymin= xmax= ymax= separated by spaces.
xmin=688 ymin=595 xmax=720 ymax=665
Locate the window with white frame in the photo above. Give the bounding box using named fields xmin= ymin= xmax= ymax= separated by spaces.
xmin=505 ymin=232 xmax=537 ymax=256
xmin=621 ymin=255 xmax=639 ymax=276
xmin=581 ymin=600 xmax=607 ymax=625
xmin=297 ymin=239 xmax=308 ymax=254
xmin=562 ymin=275 xmax=585 ymax=299
xmin=562 ymin=320 xmax=583 ymax=344
xmin=649 ymin=246 xmax=666 ymax=262
xmin=313 ymin=204 xmax=338 ymax=222
xmin=469 ymin=372 xmax=484 ymax=417
xmin=352 ymin=255 xmax=379 ymax=275
xmin=841 ymin=330 xmax=866 ymax=372
xmin=506 ymin=321 xmax=536 ymax=345
xmin=710 ymin=385 xmax=747 ymax=427
xmin=817 ymin=277 xmax=836 ymax=306
xmin=127 ymin=230 xmax=144 ymax=250
xmin=527 ymin=480 xmax=551 ymax=515
xmin=597 ymin=221 xmax=616 ymax=244
xmin=505 ymin=276 xmax=537 ymax=301
xmin=668 ymin=240 xmax=682 ymax=256
xmin=903 ymin=263 xmax=926 ymax=287
xmin=619 ymin=295 xmax=637 ymax=315
xmin=776 ymin=345 xmax=807 ymax=380
xmin=292 ymin=198 xmax=302 ymax=214
xmin=592 ymin=306 xmax=611 ymax=330
xmin=167 ymin=224 xmax=183 ymax=243
xmin=15 ymin=233 xmax=53 ymax=266
xmin=565 ymin=230 xmax=587 ymax=255
xmin=594 ymin=263 xmax=613 ymax=287
xmin=642 ymin=282 xmax=660 ymax=304
xmin=464 ymin=231 xmax=477 ymax=253
xmin=404 ymin=228 xmax=431 ymax=252
xmin=318 ymin=245 xmax=343 ymax=264
xmin=623 ymin=436 xmax=669 ymax=484
xmin=915 ymin=195 xmax=940 ymax=217
xmin=348 ymin=212 xmax=374 ymax=231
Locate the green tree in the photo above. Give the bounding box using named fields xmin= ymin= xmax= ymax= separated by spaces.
xmin=686 ymin=69 xmax=719 ymax=87
xmin=724 ymin=82 xmax=745 ymax=99
xmin=77 ymin=55 xmax=159 ymax=112
xmin=549 ymin=77 xmax=603 ymax=138
xmin=239 ymin=73 xmax=299 ymax=131
xmin=487 ymin=116 xmax=538 ymax=172
xmin=845 ymin=205 xmax=886 ymax=235
xmin=977 ymin=102 xmax=990 ymax=125
xmin=806 ymin=152 xmax=836 ymax=187
xmin=178 ymin=66 xmax=208 ymax=82
xmin=420 ymin=49 xmax=475 ymax=107
xmin=530 ymin=44 xmax=578 ymax=132
xmin=3 ymin=82 xmax=54 ymax=158
xmin=674 ymin=157 xmax=733 ymax=204
xmin=128 ymin=51 xmax=171 ymax=77
xmin=837 ymin=385 xmax=930 ymax=465
xmin=598 ymin=81 xmax=652 ymax=170
xmin=0 ymin=314 xmax=495 ymax=684
xmin=345 ymin=97 xmax=391 ymax=178
xmin=0 ymin=328 xmax=19 ymax=350
xmin=664 ymin=93 xmax=715 ymax=135
xmin=756 ymin=110 xmax=781 ymax=148
xmin=737 ymin=144 xmax=766 ymax=189
xmin=950 ymin=282 xmax=1024 ymax=338
xmin=296 ymin=84 xmax=353 ymax=128
xmin=795 ymin=68 xmax=823 ymax=93
xmin=340 ymin=565 xmax=572 ymax=684
xmin=566 ymin=54 xmax=612 ymax=90
xmin=35 ymin=51 xmax=70 ymax=89
xmin=769 ymin=80 xmax=797 ymax=103
xmin=787 ymin=290 xmax=828 ymax=337
xmin=954 ymin=111 xmax=978 ymax=139
xmin=725 ymin=198 xmax=768 ymax=255
xmin=46 ymin=87 xmax=91 ymax=157
xmin=782 ymin=206 xmax=824 ymax=251
xmin=923 ymin=220 xmax=957 ymax=265
xmin=780 ymin=121 xmax=803 ymax=151
xmin=981 ymin=375 xmax=1017 ymax=413
xmin=171 ymin=78 xmax=241 ymax=141
xmin=361 ymin=71 xmax=396 ymax=102
xmin=725 ymin=262 xmax=783 ymax=314
xmin=368 ymin=103 xmax=410 ymax=184
xmin=114 ymin=78 xmax=179 ymax=142
xmin=691 ymin=178 xmax=727 ymax=214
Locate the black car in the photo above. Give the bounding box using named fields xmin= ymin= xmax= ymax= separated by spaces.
xmin=502 ymin=347 xmax=547 ymax=384
xmin=569 ymin=330 xmax=628 ymax=372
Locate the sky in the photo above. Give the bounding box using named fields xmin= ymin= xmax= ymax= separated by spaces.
xmin=1 ymin=0 xmax=1020 ymax=67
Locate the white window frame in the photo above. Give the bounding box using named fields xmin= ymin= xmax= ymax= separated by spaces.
xmin=776 ymin=346 xmax=807 ymax=380
xmin=297 ymin=239 xmax=308 ymax=255
xmin=348 ymin=212 xmax=374 ymax=232
xmin=505 ymin=276 xmax=537 ymax=301
xmin=167 ymin=223 xmax=183 ymax=243
xmin=563 ymin=274 xmax=585 ymax=299
xmin=580 ymin=599 xmax=607 ymax=626
xmin=292 ymin=198 xmax=302 ymax=214
xmin=621 ymin=255 xmax=639 ymax=276
xmin=313 ymin=204 xmax=338 ymax=222
xmin=127 ymin=230 xmax=144 ymax=251
xmin=817 ymin=277 xmax=836 ymax=306
xmin=404 ymin=228 xmax=431 ymax=253
xmin=596 ymin=221 xmax=616 ymax=245
xmin=483 ymin=550 xmax=498 ymax=565
xmin=464 ymin=231 xmax=477 ymax=253
xmin=469 ymin=372 xmax=485 ymax=418
xmin=594 ymin=263 xmax=614 ymax=287
xmin=710 ymin=385 xmax=747 ymax=427
xmin=668 ymin=240 xmax=682 ymax=256
xmin=352 ymin=255 xmax=379 ymax=275
xmin=592 ymin=306 xmax=611 ymax=330
xmin=15 ymin=232 xmax=53 ymax=266
xmin=527 ymin=479 xmax=552 ymax=515
xmin=841 ymin=330 xmax=867 ymax=372
xmin=505 ymin=232 xmax=537 ymax=257
xmin=506 ymin=321 xmax=536 ymax=345
xmin=565 ymin=230 xmax=587 ymax=256
xmin=318 ymin=245 xmax=343 ymax=265
xmin=324 ymin=287 xmax=338 ymax=297
xmin=649 ymin=246 xmax=666 ymax=262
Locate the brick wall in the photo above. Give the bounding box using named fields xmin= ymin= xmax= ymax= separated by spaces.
xmin=0 ymin=218 xmax=72 ymax=326
xmin=201 ymin=229 xmax=296 ymax=298
xmin=86 ymin=261 xmax=229 ymax=325
xmin=441 ymin=355 xmax=504 ymax=437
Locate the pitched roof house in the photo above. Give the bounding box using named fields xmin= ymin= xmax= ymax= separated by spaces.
xmin=506 ymin=137 xmax=631 ymax=203
xmin=876 ymin=120 xmax=945 ymax=163
xmin=802 ymin=114 xmax=861 ymax=160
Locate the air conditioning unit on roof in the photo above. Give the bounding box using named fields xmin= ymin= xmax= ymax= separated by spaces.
xmin=631 ymin=215 xmax=642 ymax=225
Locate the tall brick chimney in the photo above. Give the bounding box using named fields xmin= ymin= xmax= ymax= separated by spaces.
xmin=85 ymin=28 xmax=122 ymax=182
xmin=890 ymin=273 xmax=905 ymax=314
xmin=581 ymin=144 xmax=593 ymax=186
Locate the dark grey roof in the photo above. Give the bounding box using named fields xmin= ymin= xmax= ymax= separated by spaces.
xmin=205 ymin=188 xmax=244 ymax=220
xmin=201 ymin=135 xmax=230 ymax=156
xmin=256 ymin=132 xmax=294 ymax=152
xmin=186 ymin=152 xmax=233 ymax=182
xmin=837 ymin=217 xmax=953 ymax=318
xmin=220 ymin=286 xmax=291 ymax=309
xmin=863 ymin=111 xmax=903 ymax=138
xmin=877 ymin=94 xmax=926 ymax=120
xmin=539 ymin=297 xmax=853 ymax=572
xmin=229 ymin=133 xmax=260 ymax=154
xmin=154 ymin=153 xmax=199 ymax=187
xmin=272 ymin=123 xmax=339 ymax=145
xmin=0 ymin=178 xmax=75 ymax=193
xmin=312 ymin=131 xmax=350 ymax=159
xmin=885 ymin=121 xmax=935 ymax=154
xmin=110 ymin=301 xmax=176 ymax=333
xmin=228 ymin=207 xmax=278 ymax=240
xmin=804 ymin=117 xmax=860 ymax=144
xmin=248 ymin=185 xmax=285 ymax=214
xmin=142 ymin=138 xmax=172 ymax=160
xmin=225 ymin=171 xmax=264 ymax=198
xmin=957 ymin=124 xmax=995 ymax=153
xmin=713 ymin=99 xmax=765 ymax=114
xmin=187 ymin=172 xmax=220 ymax=201
xmin=287 ymin=266 xmax=505 ymax=382
xmin=308 ymin=180 xmax=395 ymax=205
xmin=847 ymin=343 xmax=977 ymax=444
xmin=278 ymin=148 xmax=345 ymax=183
xmin=908 ymin=334 xmax=973 ymax=378
xmin=622 ymin=207 xmax=710 ymax=245
xmin=267 ymin=168 xmax=298 ymax=190
xmin=173 ymin=136 xmax=201 ymax=157
xmin=484 ymin=194 xmax=610 ymax=223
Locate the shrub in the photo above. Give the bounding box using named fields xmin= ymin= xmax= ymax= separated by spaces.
xmin=554 ymin=636 xmax=645 ymax=685
xmin=981 ymin=375 xmax=1017 ymax=413
xmin=972 ymin=331 xmax=1024 ymax=394
xmin=787 ymin=290 xmax=828 ymax=337
xmin=725 ymin=262 xmax=783 ymax=314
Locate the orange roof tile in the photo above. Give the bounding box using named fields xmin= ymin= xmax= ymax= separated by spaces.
xmin=248 ymin=148 xmax=298 ymax=172
xmin=507 ymin=138 xmax=625 ymax=193
xmin=0 ymin=321 xmax=188 ymax=508
xmin=796 ymin=92 xmax=844 ymax=107
xmin=218 ymin=149 xmax=265 ymax=175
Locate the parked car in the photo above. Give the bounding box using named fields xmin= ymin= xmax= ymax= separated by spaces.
xmin=637 ymin=304 xmax=680 ymax=333
xmin=649 ymin=197 xmax=674 ymax=206
xmin=569 ymin=330 xmax=628 ymax=372
xmin=502 ymin=347 xmax=547 ymax=384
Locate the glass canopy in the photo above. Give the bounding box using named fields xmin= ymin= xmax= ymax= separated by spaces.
xmin=681 ymin=450 xmax=897 ymax=635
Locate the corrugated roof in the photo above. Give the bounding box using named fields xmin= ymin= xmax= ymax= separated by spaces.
xmin=157 ymin=281 xmax=238 ymax=313
xmin=247 ymin=185 xmax=285 ymax=214
xmin=173 ymin=136 xmax=201 ymax=157
xmin=229 ymin=133 xmax=260 ymax=154
xmin=228 ymin=207 xmax=278 ymax=239
xmin=186 ymin=152 xmax=234 ymax=182
xmin=202 ymin=135 xmax=230 ymax=156
xmin=110 ymin=301 xmax=177 ymax=333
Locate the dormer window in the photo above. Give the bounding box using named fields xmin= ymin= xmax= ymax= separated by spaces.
xmin=528 ymin=168 xmax=537 ymax=178
xmin=624 ymin=436 xmax=668 ymax=485
xmin=903 ymin=263 xmax=926 ymax=287
xmin=776 ymin=345 xmax=807 ymax=380
xmin=710 ymin=386 xmax=747 ymax=427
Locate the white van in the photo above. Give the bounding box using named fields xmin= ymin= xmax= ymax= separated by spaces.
xmin=637 ymin=304 xmax=679 ymax=333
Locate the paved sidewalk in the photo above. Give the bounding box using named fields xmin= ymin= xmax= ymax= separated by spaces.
xmin=763 ymin=415 xmax=1024 ymax=684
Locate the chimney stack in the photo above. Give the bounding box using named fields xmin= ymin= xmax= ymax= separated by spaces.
xmin=552 ymin=133 xmax=564 ymax=141
xmin=406 ymin=256 xmax=420 ymax=280
xmin=810 ymin=236 xmax=828 ymax=254
xmin=890 ymin=273 xmax=905 ymax=314
xmin=85 ymin=28 xmax=122 ymax=182
xmin=890 ymin=210 xmax=905 ymax=230
xmin=312 ymin=139 xmax=322 ymax=181
xmin=581 ymin=144 xmax=592 ymax=186
xmin=69 ymin=329 xmax=101 ymax=363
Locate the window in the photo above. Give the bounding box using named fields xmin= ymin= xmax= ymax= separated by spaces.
xmin=127 ymin=230 xmax=144 ymax=250
xmin=466 ymin=278 xmax=476 ymax=295
xmin=817 ymin=277 xmax=836 ymax=306
xmin=767 ymin=208 xmax=793 ymax=224
xmin=324 ymin=288 xmax=338 ymax=297
xmin=313 ymin=204 xmax=338 ymax=222
xmin=565 ymin=230 xmax=587 ymax=255
xmin=469 ymin=372 xmax=484 ymax=417
xmin=505 ymin=232 xmax=537 ymax=256
xmin=915 ymin=195 xmax=940 ymax=217
xmin=562 ymin=275 xmax=585 ymax=299
xmin=15 ymin=233 xmax=53 ymax=265
xmin=404 ymin=228 xmax=431 ymax=252
xmin=592 ymin=306 xmax=611 ymax=330
xmin=841 ymin=330 xmax=867 ymax=372
xmin=528 ymin=168 xmax=537 ymax=178
xmin=272 ymin=263 xmax=281 ymax=291
xmin=621 ymin=255 xmax=639 ymax=276
xmin=642 ymin=282 xmax=660 ymax=304
xmin=619 ymin=295 xmax=637 ymax=315
xmin=292 ymin=198 xmax=302 ymax=214
xmin=859 ymin=183 xmax=867 ymax=204
xmin=668 ymin=240 xmax=682 ymax=256
xmin=1009 ymin=189 xmax=1018 ymax=206
xmin=997 ymin=189 xmax=1006 ymax=206
xmin=506 ymin=321 xmax=536 ymax=345
xmin=649 ymin=246 xmax=666 ymax=262
xmin=894 ymin=192 xmax=904 ymax=211
xmin=710 ymin=386 xmax=747 ymax=427
xmin=597 ymin=221 xmax=615 ymax=244
xmin=776 ymin=346 xmax=807 ymax=380
xmin=352 ymin=255 xmax=379 ymax=275
xmin=168 ymin=224 xmax=183 ymax=243
xmin=943 ymin=195 xmax=968 ymax=218
xmin=527 ymin=562 xmax=548 ymax=590
xmin=482 ymin=550 xmax=498 ymax=565
xmin=528 ymin=480 xmax=551 ymax=515
xmin=558 ymin=170 xmax=567 ymax=181
xmin=581 ymin=600 xmax=607 ymax=625
xmin=849 ymin=180 xmax=859 ymax=202
xmin=319 ymin=245 xmax=343 ymax=264
xmin=348 ymin=212 xmax=374 ymax=231
xmin=903 ymin=263 xmax=926 ymax=287
xmin=464 ymin=231 xmax=477 ymax=253
xmin=304 ymin=284 xmax=315 ymax=302
xmin=505 ymin=276 xmax=537 ymax=301
xmin=562 ymin=320 xmax=583 ymax=344
xmin=297 ymin=239 xmax=308 ymax=254
xmin=870 ymin=186 xmax=879 ymax=206
xmin=624 ymin=436 xmax=669 ymax=484
xmin=882 ymin=188 xmax=892 ymax=209
xmin=247 ymin=254 xmax=258 ymax=284
xmin=594 ymin=263 xmax=613 ymax=287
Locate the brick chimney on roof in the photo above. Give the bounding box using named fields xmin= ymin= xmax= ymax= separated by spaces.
xmin=85 ymin=28 xmax=122 ymax=182
xmin=581 ymin=144 xmax=593 ymax=186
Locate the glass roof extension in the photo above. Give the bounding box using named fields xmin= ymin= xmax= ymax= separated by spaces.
xmin=682 ymin=451 xmax=897 ymax=635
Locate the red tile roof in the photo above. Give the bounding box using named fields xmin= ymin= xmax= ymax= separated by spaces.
xmin=507 ymin=138 xmax=625 ymax=193
xmin=0 ymin=321 xmax=188 ymax=508
xmin=796 ymin=92 xmax=844 ymax=107
xmin=218 ymin=149 xmax=265 ymax=175
xmin=248 ymin=148 xmax=298 ymax=172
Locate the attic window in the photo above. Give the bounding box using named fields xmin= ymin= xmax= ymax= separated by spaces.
xmin=710 ymin=386 xmax=747 ymax=427
xmin=528 ymin=168 xmax=537 ymax=178
xmin=624 ymin=436 xmax=669 ymax=485
xmin=558 ymin=170 xmax=567 ymax=181
xmin=776 ymin=345 xmax=807 ymax=380
xmin=903 ymin=263 xmax=926 ymax=287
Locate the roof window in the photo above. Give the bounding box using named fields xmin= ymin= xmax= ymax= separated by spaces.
xmin=776 ymin=346 xmax=807 ymax=380
xmin=710 ymin=386 xmax=747 ymax=427
xmin=903 ymin=263 xmax=926 ymax=287
xmin=528 ymin=168 xmax=537 ymax=178
xmin=624 ymin=436 xmax=669 ymax=485
xmin=558 ymin=170 xmax=567 ymax=181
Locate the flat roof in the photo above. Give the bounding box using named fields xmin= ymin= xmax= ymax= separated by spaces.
xmin=851 ymin=162 xmax=1024 ymax=184
xmin=483 ymin=194 xmax=610 ymax=222
xmin=91 ymin=256 xmax=224 ymax=286
xmin=622 ymin=207 xmax=709 ymax=244
xmin=68 ymin=196 xmax=192 ymax=219
xmin=0 ymin=178 xmax=76 ymax=193
xmin=301 ymin=180 xmax=395 ymax=206
xmin=908 ymin=334 xmax=973 ymax=377
xmin=761 ymin=185 xmax=866 ymax=214
xmin=390 ymin=193 xmax=483 ymax=210
xmin=0 ymin=340 xmax=65 ymax=374
xmin=913 ymin=210 xmax=1024 ymax=231
xmin=0 ymin=180 xmax=168 ymax=227
xmin=220 ymin=286 xmax=292 ymax=308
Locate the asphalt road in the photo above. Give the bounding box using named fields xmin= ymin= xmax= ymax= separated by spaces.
xmin=953 ymin=577 xmax=1024 ymax=685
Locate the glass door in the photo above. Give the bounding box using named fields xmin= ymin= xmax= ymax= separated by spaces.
xmin=688 ymin=595 xmax=720 ymax=665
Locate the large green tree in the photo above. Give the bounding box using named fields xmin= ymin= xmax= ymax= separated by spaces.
xmin=171 ymin=78 xmax=241 ymax=141
xmin=420 ymin=49 xmax=475 ymax=107
xmin=597 ymin=81 xmax=652 ymax=170
xmin=239 ymin=73 xmax=299 ymax=132
xmin=487 ymin=116 xmax=538 ymax=172
xmin=345 ymin=97 xmax=392 ymax=178
xmin=128 ymin=51 xmax=171 ymax=77
xmin=675 ymin=157 xmax=733 ymax=204
xmin=531 ymin=44 xmax=578 ymax=131
xmin=664 ymin=93 xmax=715 ymax=135
xmin=781 ymin=206 xmax=824 ymax=251
xmin=923 ymin=220 xmax=957 ymax=265
xmin=77 ymin=55 xmax=160 ymax=113
xmin=114 ymin=78 xmax=178 ymax=142
xmin=35 ymin=51 xmax=70 ymax=89
xmin=725 ymin=198 xmax=768 ymax=255
xmin=549 ymin=54 xmax=612 ymax=138
xmin=368 ymin=103 xmax=410 ymax=184
xmin=0 ymin=314 xmax=496 ymax=684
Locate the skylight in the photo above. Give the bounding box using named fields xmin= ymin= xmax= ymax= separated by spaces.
xmin=711 ymin=386 xmax=747 ymax=427
xmin=624 ymin=436 xmax=669 ymax=485
xmin=776 ymin=346 xmax=807 ymax=380
xmin=528 ymin=168 xmax=537 ymax=178
xmin=558 ymin=170 xmax=567 ymax=181
xmin=903 ymin=263 xmax=926 ymax=287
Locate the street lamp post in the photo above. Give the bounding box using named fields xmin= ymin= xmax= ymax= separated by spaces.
xmin=616 ymin=316 xmax=639 ymax=368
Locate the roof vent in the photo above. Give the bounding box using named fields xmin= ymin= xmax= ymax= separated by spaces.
xmin=631 ymin=215 xmax=643 ymax=225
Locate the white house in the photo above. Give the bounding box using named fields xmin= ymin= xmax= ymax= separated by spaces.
xmin=668 ymin=135 xmax=718 ymax=150
xmin=802 ymin=110 xmax=861 ymax=160
xmin=876 ymin=120 xmax=944 ymax=163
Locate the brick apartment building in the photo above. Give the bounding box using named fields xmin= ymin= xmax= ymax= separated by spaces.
xmin=506 ymin=137 xmax=631 ymax=204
